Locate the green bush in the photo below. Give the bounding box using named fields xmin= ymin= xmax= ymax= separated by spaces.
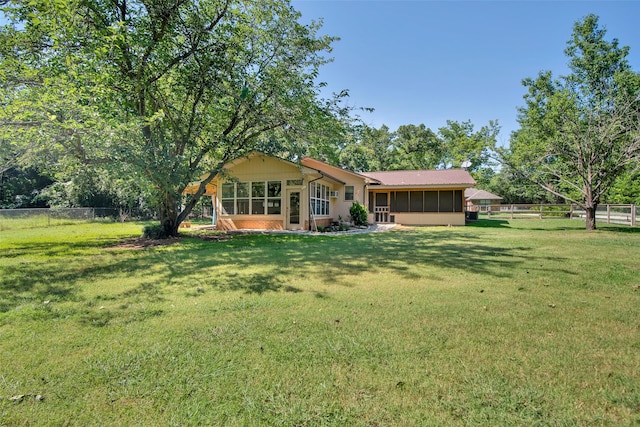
xmin=143 ymin=223 xmax=169 ymax=239
xmin=349 ymin=202 xmax=368 ymax=226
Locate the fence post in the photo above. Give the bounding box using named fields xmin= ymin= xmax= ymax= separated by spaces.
xmin=607 ymin=204 xmax=611 ymax=224
xmin=510 ymin=204 xmax=514 ymax=220
xmin=569 ymin=204 xmax=573 ymax=220
xmin=632 ymin=204 xmax=636 ymax=227
xmin=539 ymin=204 xmax=543 ymax=220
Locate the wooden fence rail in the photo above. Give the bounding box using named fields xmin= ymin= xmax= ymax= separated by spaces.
xmin=474 ymin=204 xmax=637 ymax=227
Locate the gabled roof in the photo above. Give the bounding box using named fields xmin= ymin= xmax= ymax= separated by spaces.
xmin=360 ymin=169 xmax=476 ymax=187
xmin=301 ymin=157 xmax=378 ymax=184
xmin=464 ymin=188 xmax=502 ymax=200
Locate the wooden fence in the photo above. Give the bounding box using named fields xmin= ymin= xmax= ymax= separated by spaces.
xmin=472 ymin=204 xmax=637 ymax=227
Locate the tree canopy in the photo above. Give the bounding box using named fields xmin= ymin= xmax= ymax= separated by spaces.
xmin=0 ymin=0 xmax=344 ymax=236
xmin=504 ymin=14 xmax=640 ymax=229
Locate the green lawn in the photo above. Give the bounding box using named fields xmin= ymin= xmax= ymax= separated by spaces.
xmin=1 ymin=220 xmax=639 ymax=426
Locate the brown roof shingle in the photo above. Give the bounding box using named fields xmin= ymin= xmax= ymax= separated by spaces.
xmin=361 ymin=169 xmax=476 ymax=187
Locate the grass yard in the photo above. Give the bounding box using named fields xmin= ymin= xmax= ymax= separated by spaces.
xmin=1 ymin=220 xmax=639 ymax=426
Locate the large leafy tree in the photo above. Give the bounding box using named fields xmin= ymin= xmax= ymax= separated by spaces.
xmin=0 ymin=0 xmax=340 ymax=236
xmin=393 ymin=123 xmax=443 ymax=170
xmin=438 ymin=119 xmax=499 ymax=186
xmin=506 ymin=15 xmax=640 ymax=230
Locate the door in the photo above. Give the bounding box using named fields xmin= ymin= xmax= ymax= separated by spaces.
xmin=287 ymin=190 xmax=301 ymax=230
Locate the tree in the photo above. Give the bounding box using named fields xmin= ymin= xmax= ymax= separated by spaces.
xmin=0 ymin=0 xmax=341 ymax=237
xmin=438 ymin=120 xmax=499 ymax=186
xmin=393 ymin=124 xmax=443 ymax=170
xmin=338 ymin=124 xmax=395 ymax=172
xmin=506 ymin=15 xmax=640 ymax=230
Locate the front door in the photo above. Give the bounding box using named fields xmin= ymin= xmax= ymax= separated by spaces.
xmin=286 ymin=190 xmax=302 ymax=230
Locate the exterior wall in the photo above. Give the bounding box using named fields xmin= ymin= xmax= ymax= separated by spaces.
xmin=217 ymin=218 xmax=284 ymax=230
xmin=313 ymin=218 xmax=331 ymax=228
xmin=332 ymin=180 xmax=368 ymax=223
xmin=216 ymin=154 xmax=304 ymax=230
xmin=301 ymin=158 xmax=369 ymax=223
xmin=390 ymin=212 xmax=466 ymax=226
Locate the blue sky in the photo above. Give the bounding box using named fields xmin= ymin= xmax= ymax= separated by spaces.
xmin=292 ymin=0 xmax=640 ymax=146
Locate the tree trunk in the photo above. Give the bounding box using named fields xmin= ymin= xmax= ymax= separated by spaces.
xmin=159 ymin=192 xmax=181 ymax=237
xmin=585 ymin=205 xmax=597 ymax=231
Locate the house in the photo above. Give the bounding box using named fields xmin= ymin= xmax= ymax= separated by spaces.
xmin=464 ymin=188 xmax=503 ymax=211
xmin=185 ymin=152 xmax=476 ymax=230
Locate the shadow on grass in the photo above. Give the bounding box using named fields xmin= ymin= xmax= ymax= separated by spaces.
xmin=0 ymin=226 xmax=575 ymax=319
xmin=466 ymin=219 xmax=511 ymax=229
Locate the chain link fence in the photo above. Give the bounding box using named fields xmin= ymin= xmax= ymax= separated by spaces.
xmin=0 ymin=208 xmax=127 ymax=231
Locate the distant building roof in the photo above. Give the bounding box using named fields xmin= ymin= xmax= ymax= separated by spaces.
xmin=361 ymin=169 xmax=476 ymax=187
xmin=464 ymin=188 xmax=503 ymax=200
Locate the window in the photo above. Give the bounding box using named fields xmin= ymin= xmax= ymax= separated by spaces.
xmin=237 ymin=183 xmax=249 ymax=214
xmin=251 ymin=182 xmax=265 ymax=214
xmin=310 ymin=181 xmax=330 ymax=216
xmin=267 ymin=181 xmax=281 ymax=214
xmin=221 ymin=181 xmax=282 ymax=216
xmin=344 ymin=185 xmax=354 ymax=201
xmin=221 ymin=183 xmax=235 ymax=215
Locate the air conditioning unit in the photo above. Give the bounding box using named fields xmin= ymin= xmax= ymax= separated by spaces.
xmin=330 ymin=191 xmax=339 ymax=198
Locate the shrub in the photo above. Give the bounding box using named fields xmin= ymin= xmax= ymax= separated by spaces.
xmin=143 ymin=223 xmax=169 ymax=239
xmin=349 ymin=202 xmax=368 ymax=226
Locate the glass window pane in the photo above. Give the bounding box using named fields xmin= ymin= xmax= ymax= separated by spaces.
xmin=268 ymin=181 xmax=281 ymax=197
xmin=345 ymin=186 xmax=354 ymax=201
xmin=237 ymin=183 xmax=249 ymax=198
xmin=252 ymin=200 xmax=265 ymax=214
xmin=222 ymin=183 xmax=234 ymax=199
xmin=268 ymin=199 xmax=281 ymax=214
xmin=222 ymin=200 xmax=234 ymax=215
xmin=252 ymin=182 xmax=265 ymax=198
xmin=237 ymin=199 xmax=249 ymax=214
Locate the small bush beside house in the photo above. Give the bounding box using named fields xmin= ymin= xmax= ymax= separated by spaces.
xmin=350 ymin=202 xmax=368 ymax=226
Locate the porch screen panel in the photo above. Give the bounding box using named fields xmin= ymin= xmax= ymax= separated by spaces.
xmin=410 ymin=191 xmax=424 ymax=212
xmin=368 ymin=191 xmax=374 ymax=213
xmin=395 ymin=191 xmax=409 ymax=212
xmin=375 ymin=192 xmax=388 ymax=207
xmin=424 ymin=191 xmax=438 ymax=212
xmin=454 ymin=190 xmax=463 ymax=212
xmin=439 ymin=190 xmax=454 ymax=212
